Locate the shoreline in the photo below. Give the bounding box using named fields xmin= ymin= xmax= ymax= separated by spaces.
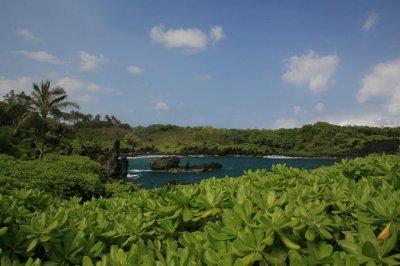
xmin=126 ymin=154 xmax=341 ymax=160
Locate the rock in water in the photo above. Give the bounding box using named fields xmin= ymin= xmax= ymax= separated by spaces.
xmin=106 ymin=139 xmax=129 ymax=179
xmin=150 ymin=156 xmax=180 ymax=170
xmin=149 ymin=156 xmax=223 ymax=173
xmin=191 ymin=162 xmax=223 ymax=171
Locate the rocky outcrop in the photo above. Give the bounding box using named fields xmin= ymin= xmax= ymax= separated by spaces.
xmin=191 ymin=162 xmax=223 ymax=171
xmin=150 ymin=156 xmax=180 ymax=170
xmin=149 ymin=156 xmax=222 ymax=173
xmin=105 ymin=139 xmax=129 ymax=179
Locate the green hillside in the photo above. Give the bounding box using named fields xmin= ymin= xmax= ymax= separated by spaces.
xmin=132 ymin=123 xmax=400 ymax=157
xmin=1 ymin=88 xmax=400 ymax=159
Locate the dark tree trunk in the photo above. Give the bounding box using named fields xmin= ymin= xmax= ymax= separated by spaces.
xmin=39 ymin=118 xmax=47 ymax=160
xmin=39 ymin=128 xmax=45 ymax=160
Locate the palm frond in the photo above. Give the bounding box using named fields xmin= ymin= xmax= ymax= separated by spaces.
xmin=50 ymin=87 xmax=66 ymax=96
xmin=48 ymin=95 xmax=68 ymax=107
xmin=52 ymin=101 xmax=79 ymax=110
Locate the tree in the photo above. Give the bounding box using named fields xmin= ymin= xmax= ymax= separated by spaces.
xmin=2 ymin=90 xmax=31 ymax=134
xmin=124 ymin=133 xmax=140 ymax=151
xmin=25 ymin=80 xmax=79 ymax=159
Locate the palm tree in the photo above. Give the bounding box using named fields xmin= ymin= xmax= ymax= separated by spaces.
xmin=26 ymin=80 xmax=79 ymax=159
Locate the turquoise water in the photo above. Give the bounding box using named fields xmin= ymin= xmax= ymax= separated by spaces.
xmin=127 ymin=156 xmax=338 ymax=189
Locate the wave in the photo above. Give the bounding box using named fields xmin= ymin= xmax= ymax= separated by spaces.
xmin=128 ymin=155 xmax=221 ymax=159
xmin=127 ymin=174 xmax=141 ymax=179
xmin=263 ymin=155 xmax=306 ymax=159
xmin=129 ymin=169 xmax=152 ymax=173
xmin=127 ymin=155 xmax=166 ymax=159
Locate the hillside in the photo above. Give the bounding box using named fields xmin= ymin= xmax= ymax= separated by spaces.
xmin=131 ymin=122 xmax=400 ymax=157
xmin=2 ymin=119 xmax=400 ymax=159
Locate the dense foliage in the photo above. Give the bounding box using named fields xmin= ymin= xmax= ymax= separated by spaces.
xmin=1 ymin=154 xmax=399 ymax=265
xmin=2 ymin=86 xmax=400 ymax=159
xmin=0 ymin=154 xmax=138 ymax=200
xmin=0 ymin=88 xmax=130 ymax=160
xmin=0 ymin=154 xmax=104 ymax=200
xmin=132 ymin=123 xmax=400 ymax=157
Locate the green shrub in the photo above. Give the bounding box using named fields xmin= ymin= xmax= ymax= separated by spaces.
xmin=104 ymin=180 xmax=141 ymax=197
xmin=0 ymin=154 xmax=105 ymax=199
xmin=1 ymin=154 xmax=400 ymax=265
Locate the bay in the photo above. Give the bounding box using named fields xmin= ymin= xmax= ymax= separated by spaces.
xmin=127 ymin=156 xmax=338 ymax=189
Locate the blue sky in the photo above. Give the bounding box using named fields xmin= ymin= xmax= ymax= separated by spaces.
xmin=1 ymin=1 xmax=400 ymax=129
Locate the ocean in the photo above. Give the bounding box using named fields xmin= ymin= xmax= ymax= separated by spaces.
xmin=127 ymin=155 xmax=338 ymax=189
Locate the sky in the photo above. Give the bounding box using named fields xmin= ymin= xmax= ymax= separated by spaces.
xmin=1 ymin=0 xmax=400 ymax=129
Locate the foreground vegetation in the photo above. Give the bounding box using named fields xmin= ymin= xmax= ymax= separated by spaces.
xmin=1 ymin=154 xmax=399 ymax=265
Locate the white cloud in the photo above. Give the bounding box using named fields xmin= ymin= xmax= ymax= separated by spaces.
xmin=76 ymin=94 xmax=98 ymax=103
xmin=362 ymin=14 xmax=379 ymax=32
xmin=16 ymin=50 xmax=62 ymax=64
xmin=153 ymin=99 xmax=169 ymax=111
xmin=194 ymin=74 xmax=212 ymax=81
xmin=56 ymin=77 xmax=83 ymax=93
xmin=209 ymin=26 xmax=225 ymax=44
xmin=357 ymin=58 xmax=400 ymax=115
xmin=150 ymin=24 xmax=207 ymax=51
xmin=16 ymin=29 xmax=40 ymax=41
xmin=324 ymin=112 xmax=395 ymax=127
xmin=150 ymin=24 xmax=225 ymax=53
xmin=0 ymin=76 xmax=32 ymax=98
xmin=314 ymin=102 xmax=324 ymax=112
xmin=293 ymin=106 xmax=302 ymax=116
xmin=79 ymin=51 xmax=106 ymax=71
xmin=127 ymin=65 xmax=144 ymax=75
xmin=282 ymin=50 xmax=339 ymax=93
xmin=87 ymin=83 xmax=101 ymax=92
xmin=274 ymin=118 xmax=297 ymax=129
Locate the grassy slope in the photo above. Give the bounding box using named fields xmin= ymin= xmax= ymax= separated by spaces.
xmin=74 ymin=127 xmax=132 ymax=149
xmin=133 ymin=124 xmax=400 ymax=156
xmin=2 ymin=122 xmax=400 ymax=158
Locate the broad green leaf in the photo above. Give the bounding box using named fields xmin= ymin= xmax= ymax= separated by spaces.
xmin=1 ymin=256 xmax=12 ymax=266
xmin=234 ymin=252 xmax=259 ymax=266
xmin=362 ymin=241 xmax=379 ymax=260
xmin=183 ymin=208 xmax=192 ymax=222
xmin=236 ymin=185 xmax=247 ymax=205
xmin=204 ymin=249 xmax=219 ymax=264
xmin=365 ymin=261 xmax=378 ymax=266
xmin=305 ymin=228 xmax=315 ymax=241
xmin=39 ymin=235 xmax=52 ymax=242
xmin=219 ymin=254 xmax=234 ymax=266
xmin=179 ymin=247 xmax=191 ymax=266
xmin=266 ymin=190 xmax=276 ymax=209
xmin=381 ymin=227 xmax=397 ymax=256
xmin=319 ymin=227 xmax=333 ymax=239
xmin=89 ymin=242 xmax=104 ymax=256
xmin=319 ymin=242 xmax=333 ymax=258
xmin=0 ymin=227 xmax=7 ymax=237
xmin=262 ymin=230 xmax=274 ymax=246
xmin=288 ymin=250 xmax=306 ymax=266
xmin=381 ymin=257 xmax=400 ymax=265
xmin=26 ymin=237 xmax=39 ymax=252
xmin=159 ymin=205 xmax=179 ymax=213
xmin=82 ymin=256 xmax=93 ymax=266
xmin=280 ymin=235 xmax=301 ymax=250
xmin=142 ymin=254 xmax=156 ymax=266
xmin=338 ymin=240 xmax=361 ymax=254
